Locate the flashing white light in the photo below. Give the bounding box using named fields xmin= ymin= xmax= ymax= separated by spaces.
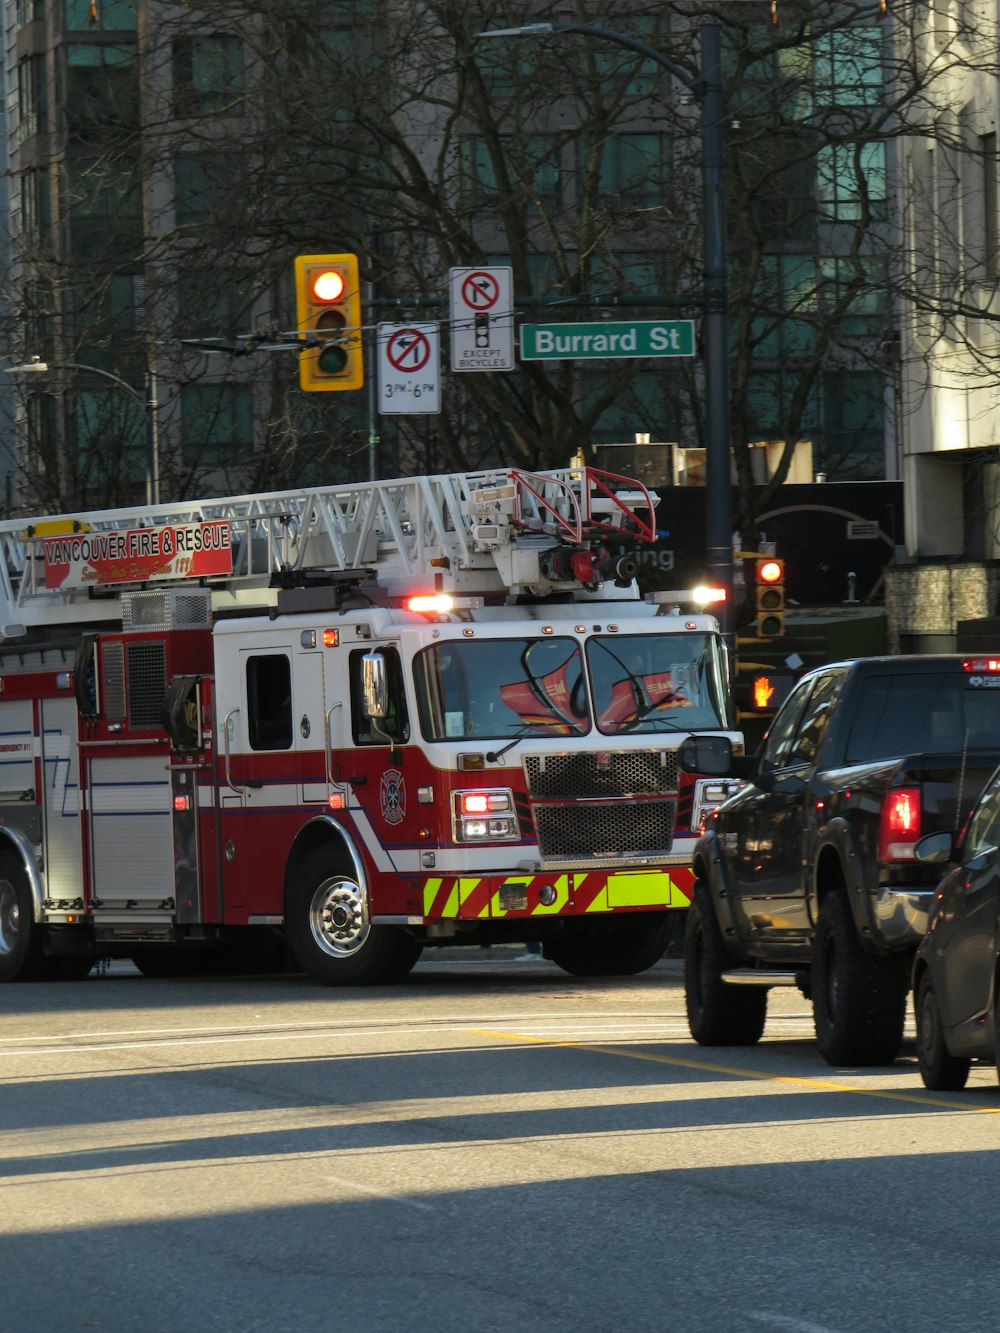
xmin=691 ymin=585 xmax=727 ymax=606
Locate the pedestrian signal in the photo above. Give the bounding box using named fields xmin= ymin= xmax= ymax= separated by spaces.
xmin=746 ymin=670 xmax=795 ymax=713
xmin=294 ymin=253 xmax=363 ymax=392
xmin=755 ymin=556 xmax=785 ymax=637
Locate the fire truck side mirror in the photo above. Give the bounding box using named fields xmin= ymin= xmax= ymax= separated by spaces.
xmin=362 ymin=650 xmax=388 ymax=720
xmin=678 ymin=733 xmax=735 ymax=776
xmin=74 ymin=634 xmax=99 ymax=719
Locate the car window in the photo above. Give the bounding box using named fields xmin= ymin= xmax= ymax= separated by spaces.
xmin=966 ymin=778 xmax=1000 ymax=857
xmin=786 ymin=670 xmax=845 ymax=766
xmin=758 ymin=677 xmax=815 ymax=775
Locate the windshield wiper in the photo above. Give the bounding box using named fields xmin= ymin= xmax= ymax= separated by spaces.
xmin=486 ymin=724 xmax=534 ymax=763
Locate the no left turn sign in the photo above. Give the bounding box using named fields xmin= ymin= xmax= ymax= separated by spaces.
xmin=377 ymin=322 xmax=441 ymax=415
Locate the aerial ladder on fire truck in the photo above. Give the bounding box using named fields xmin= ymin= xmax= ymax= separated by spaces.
xmin=0 ymin=466 xmax=658 ymax=640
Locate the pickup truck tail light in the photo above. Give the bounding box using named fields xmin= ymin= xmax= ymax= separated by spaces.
xmin=878 ymin=787 xmax=921 ymax=861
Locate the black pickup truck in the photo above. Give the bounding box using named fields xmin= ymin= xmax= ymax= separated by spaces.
xmin=681 ymin=655 xmax=1000 ymax=1066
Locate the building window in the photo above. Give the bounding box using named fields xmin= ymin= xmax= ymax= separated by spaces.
xmin=812 ymin=28 xmax=885 ymax=108
xmin=178 ymin=269 xmax=255 ymax=338
xmin=750 ymin=255 xmax=819 ymax=359
xmin=64 ymin=0 xmax=137 ymax=31
xmin=817 ymin=142 xmax=886 ymax=221
xmin=591 ymin=132 xmax=672 ymax=209
xmin=981 ymin=132 xmax=998 ymax=281
xmin=174 ymin=153 xmax=232 ymax=225
xmin=461 ymin=135 xmax=561 ymax=214
xmin=20 ymin=169 xmax=51 ymax=240
xmin=65 ymin=44 xmax=138 ymax=136
xmin=17 ymin=55 xmax=47 ymax=140
xmin=820 ymin=370 xmax=885 ymax=479
xmin=181 ymin=383 xmax=253 ymax=468
xmin=818 ymin=256 xmax=889 ymax=339
xmin=66 ymin=157 xmax=142 ymax=259
xmin=173 ymin=34 xmax=244 ymax=116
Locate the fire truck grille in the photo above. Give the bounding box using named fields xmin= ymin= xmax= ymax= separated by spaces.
xmin=524 ymin=750 xmax=678 ymax=859
xmin=524 ymin=750 xmax=678 ymax=797
xmin=532 ymin=799 xmax=675 ymax=859
xmin=126 ymin=640 xmax=168 ymax=728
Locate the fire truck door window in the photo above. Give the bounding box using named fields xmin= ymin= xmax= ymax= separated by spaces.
xmin=246 ymin=653 xmax=292 ymax=750
xmin=350 ymin=647 xmax=410 ymax=746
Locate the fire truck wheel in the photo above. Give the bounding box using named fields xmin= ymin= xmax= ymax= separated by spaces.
xmin=544 ymin=912 xmax=674 ymax=977
xmin=0 ymin=851 xmax=48 ymax=982
xmin=286 ymin=850 xmax=423 ymax=986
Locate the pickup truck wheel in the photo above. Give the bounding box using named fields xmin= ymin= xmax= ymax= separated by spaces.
xmin=813 ymin=889 xmax=908 ymax=1066
xmin=915 ymin=974 xmax=970 ymax=1091
xmin=685 ymin=881 xmax=766 ymax=1045
xmin=285 ymin=848 xmax=423 ymax=986
xmin=545 ymin=913 xmax=673 ymax=977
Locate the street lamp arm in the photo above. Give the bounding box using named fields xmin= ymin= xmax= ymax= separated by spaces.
xmin=477 ymin=21 xmax=700 ymax=94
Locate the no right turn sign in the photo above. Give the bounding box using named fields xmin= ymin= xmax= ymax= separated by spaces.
xmin=448 ymin=266 xmax=515 ymax=372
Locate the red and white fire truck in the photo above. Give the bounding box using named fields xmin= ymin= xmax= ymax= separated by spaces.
xmin=0 ymin=466 xmax=741 ymax=984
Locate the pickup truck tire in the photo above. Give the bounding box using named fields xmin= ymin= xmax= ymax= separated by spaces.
xmin=685 ymin=881 xmax=767 ymax=1045
xmin=916 ymin=974 xmax=970 ymax=1091
xmin=545 ymin=913 xmax=673 ymax=977
xmin=812 ymin=889 xmax=908 ymax=1066
xmin=286 ymin=848 xmax=423 ymax=986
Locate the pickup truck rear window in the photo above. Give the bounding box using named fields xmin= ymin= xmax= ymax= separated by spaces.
xmin=843 ymin=673 xmax=1000 ymax=762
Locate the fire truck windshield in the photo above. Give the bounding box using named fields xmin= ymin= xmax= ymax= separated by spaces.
xmin=414 ymin=631 xmax=730 ymax=741
xmin=414 ymin=637 xmax=589 ymax=740
xmin=586 ymin=632 xmax=729 ymax=734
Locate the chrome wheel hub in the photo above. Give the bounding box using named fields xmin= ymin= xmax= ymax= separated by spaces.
xmin=308 ymin=877 xmax=370 ymax=958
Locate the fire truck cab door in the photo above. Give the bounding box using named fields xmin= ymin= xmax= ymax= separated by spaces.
xmin=294 ymin=649 xmax=339 ymax=803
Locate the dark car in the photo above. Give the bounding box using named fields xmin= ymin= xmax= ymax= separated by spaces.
xmin=912 ymin=767 xmax=1000 ymax=1090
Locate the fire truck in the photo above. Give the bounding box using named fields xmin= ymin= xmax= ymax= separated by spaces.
xmin=0 ymin=466 xmax=741 ymax=984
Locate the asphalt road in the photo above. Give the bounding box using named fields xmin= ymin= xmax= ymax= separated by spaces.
xmin=2 ymin=949 xmax=999 ymax=1333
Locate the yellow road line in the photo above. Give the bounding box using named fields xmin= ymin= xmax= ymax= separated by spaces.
xmin=468 ymin=1027 xmax=1000 ymax=1114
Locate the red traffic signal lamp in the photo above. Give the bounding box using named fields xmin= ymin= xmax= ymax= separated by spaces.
xmin=294 ymin=253 xmax=363 ymax=391
xmin=755 ymin=556 xmax=785 ymax=637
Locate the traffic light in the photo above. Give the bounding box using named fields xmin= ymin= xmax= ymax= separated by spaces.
xmin=755 ymin=556 xmax=785 ymax=637
xmin=294 ymin=253 xmax=363 ymax=391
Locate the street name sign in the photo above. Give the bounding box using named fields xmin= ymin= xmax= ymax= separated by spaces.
xmin=448 ymin=266 xmax=515 ymax=371
xmin=520 ymin=320 xmax=695 ymax=361
xmin=377 ymin=322 xmax=441 ymax=414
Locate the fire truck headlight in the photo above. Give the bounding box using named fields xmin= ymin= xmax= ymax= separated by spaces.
xmin=453 ymin=789 xmax=520 ymax=843
xmin=538 ymin=884 xmax=557 ymax=906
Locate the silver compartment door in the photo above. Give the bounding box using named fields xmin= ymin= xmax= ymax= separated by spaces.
xmin=89 ymin=754 xmax=174 ymax=907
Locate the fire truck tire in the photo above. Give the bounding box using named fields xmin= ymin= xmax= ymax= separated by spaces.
xmin=0 ymin=851 xmax=49 ymax=982
xmin=544 ymin=912 xmax=673 ymax=977
xmin=286 ymin=849 xmax=423 ymax=985
xmin=812 ymin=887 xmax=908 ymax=1067
xmin=685 ymin=880 xmax=767 ymax=1045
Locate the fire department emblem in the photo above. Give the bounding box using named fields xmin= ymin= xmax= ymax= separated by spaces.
xmin=380 ymin=769 xmax=406 ymax=825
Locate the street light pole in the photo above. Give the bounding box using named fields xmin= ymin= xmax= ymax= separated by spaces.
xmin=477 ymin=20 xmax=734 ymax=648
xmin=4 ymin=357 xmax=161 ymax=507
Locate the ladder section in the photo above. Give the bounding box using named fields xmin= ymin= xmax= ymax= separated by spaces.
xmin=0 ymin=467 xmax=658 ymax=637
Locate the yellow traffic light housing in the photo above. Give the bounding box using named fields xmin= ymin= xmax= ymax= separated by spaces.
xmin=755 ymin=556 xmax=785 ymax=637
xmin=294 ymin=253 xmax=363 ymax=391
